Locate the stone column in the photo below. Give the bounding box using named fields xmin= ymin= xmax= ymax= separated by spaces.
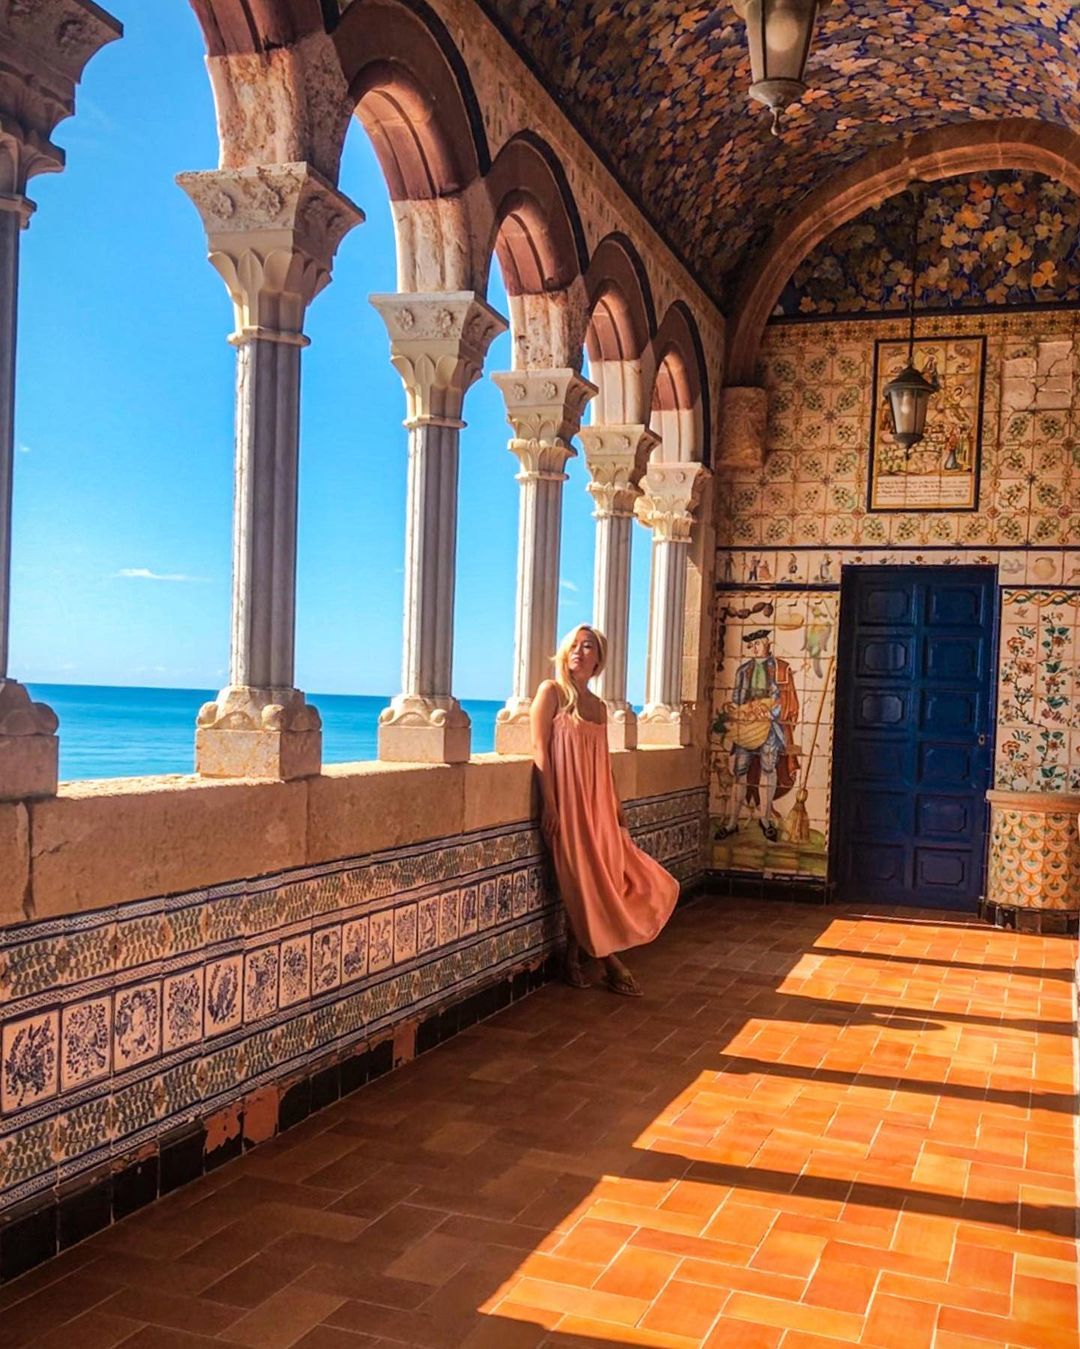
xmin=0 ymin=0 xmax=122 ymax=799
xmin=371 ymin=293 xmax=507 ymax=763
xmin=178 ymin=163 xmax=363 ymax=779
xmin=635 ymin=462 xmax=710 ymax=748
xmin=491 ymin=370 xmax=596 ymax=755
xmin=581 ymin=424 xmax=658 ymax=751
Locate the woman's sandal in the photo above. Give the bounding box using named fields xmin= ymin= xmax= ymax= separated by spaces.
xmin=605 ymin=968 xmax=644 ymax=998
xmin=564 ymin=961 xmax=591 ymax=989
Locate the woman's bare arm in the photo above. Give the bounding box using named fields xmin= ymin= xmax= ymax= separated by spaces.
xmin=530 ymin=680 xmax=561 ymax=843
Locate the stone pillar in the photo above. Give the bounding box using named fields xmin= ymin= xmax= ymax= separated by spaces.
xmin=0 ymin=0 xmax=122 ymax=798
xmin=178 ymin=163 xmax=363 ymax=779
xmin=717 ymin=386 xmax=768 ymax=470
xmin=491 ymin=370 xmax=596 ymax=755
xmin=580 ymin=424 xmax=659 ymax=751
xmin=371 ymin=293 xmax=507 ymax=763
xmin=635 ymin=462 xmax=710 ymax=748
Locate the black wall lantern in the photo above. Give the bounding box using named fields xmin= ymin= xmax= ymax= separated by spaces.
xmin=732 ymin=0 xmax=829 ymax=135
xmin=883 ymin=183 xmax=939 ymax=453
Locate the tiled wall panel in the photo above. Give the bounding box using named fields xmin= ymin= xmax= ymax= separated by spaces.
xmin=710 ymin=308 xmax=1079 ymax=885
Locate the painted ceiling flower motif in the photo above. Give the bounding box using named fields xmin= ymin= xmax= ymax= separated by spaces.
xmin=776 ymin=170 xmax=1080 ymax=316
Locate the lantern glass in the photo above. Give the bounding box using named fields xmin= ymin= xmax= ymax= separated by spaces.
xmin=883 ymin=364 xmax=935 ymax=450
xmin=741 ymin=0 xmax=818 ymax=109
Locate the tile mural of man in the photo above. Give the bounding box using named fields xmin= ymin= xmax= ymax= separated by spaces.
xmin=716 ymin=630 xmax=800 ymax=843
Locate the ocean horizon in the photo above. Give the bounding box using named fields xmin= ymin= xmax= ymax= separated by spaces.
xmin=26 ymin=684 xmax=504 ymax=782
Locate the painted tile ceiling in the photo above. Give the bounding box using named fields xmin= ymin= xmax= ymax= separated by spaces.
xmin=475 ymin=1 xmax=1080 ymax=308
xmin=776 ymin=171 xmax=1080 ymax=317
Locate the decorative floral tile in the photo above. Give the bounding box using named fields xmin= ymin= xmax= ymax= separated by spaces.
xmin=114 ymin=983 xmax=161 ymax=1070
xmin=163 ymin=969 xmax=204 ymax=1052
xmin=243 ymin=947 xmax=279 ymax=1023
xmin=279 ymin=936 xmax=311 ymax=1009
xmin=2 ymin=1011 xmax=59 ymax=1112
xmin=312 ymin=926 xmax=342 ymax=993
xmin=439 ymin=891 xmax=460 ymax=945
xmin=460 ymin=886 xmax=479 ymax=936
xmin=204 ymin=957 xmax=242 ymax=1038
xmin=60 ymin=997 xmax=111 ymax=1091
xmin=417 ymin=896 xmax=439 ymax=954
xmin=512 ymin=870 xmax=529 ymax=918
xmin=342 ymin=918 xmax=369 ymax=982
xmin=369 ymin=913 xmax=393 ymax=973
xmin=394 ymin=905 xmax=417 ymax=963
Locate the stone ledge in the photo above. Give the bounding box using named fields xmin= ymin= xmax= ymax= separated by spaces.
xmin=4 ymin=749 xmax=705 ymax=924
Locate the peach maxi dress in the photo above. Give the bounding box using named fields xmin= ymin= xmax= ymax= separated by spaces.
xmin=549 ymin=709 xmax=679 ymax=959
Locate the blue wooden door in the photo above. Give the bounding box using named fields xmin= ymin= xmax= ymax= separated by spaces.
xmin=831 ymin=566 xmax=995 ymax=909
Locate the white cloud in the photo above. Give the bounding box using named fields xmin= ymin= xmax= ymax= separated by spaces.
xmin=116 ymin=568 xmax=208 ymax=583
xmin=560 ymin=578 xmax=579 ymax=591
xmin=17 ymin=444 xmax=31 ymax=454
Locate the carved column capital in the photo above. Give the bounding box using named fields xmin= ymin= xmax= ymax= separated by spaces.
xmin=0 ymin=0 xmax=121 ymax=193
xmin=178 ymin=163 xmax=363 ymax=341
xmin=635 ymin=461 xmax=710 ymax=542
xmin=372 ymin=292 xmax=507 ymax=427
xmin=581 ymin=423 xmax=659 ymax=518
xmin=492 ymin=369 xmax=596 ymax=478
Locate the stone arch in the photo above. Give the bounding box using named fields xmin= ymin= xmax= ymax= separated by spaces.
xmin=332 ymin=0 xmax=494 ymax=291
xmin=189 ymin=0 xmax=326 ymax=56
xmin=726 ymin=119 xmax=1080 ymax=385
xmin=584 ymin=233 xmax=655 ymax=424
xmin=647 ymin=302 xmax=711 ymax=465
xmin=482 ymin=132 xmax=589 ymax=368
xmin=336 ymin=0 xmax=489 ymax=199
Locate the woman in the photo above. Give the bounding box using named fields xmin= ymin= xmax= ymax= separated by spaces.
xmin=530 ymin=624 xmax=680 ymax=996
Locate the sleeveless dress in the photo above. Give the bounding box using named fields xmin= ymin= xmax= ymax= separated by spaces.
xmin=549 ymin=709 xmax=679 ymax=959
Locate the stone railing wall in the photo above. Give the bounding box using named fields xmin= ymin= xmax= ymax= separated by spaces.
xmin=0 ymin=750 xmax=706 ymax=1279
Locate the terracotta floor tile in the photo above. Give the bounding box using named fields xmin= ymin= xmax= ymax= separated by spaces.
xmin=555 ymin=1313 xmax=699 ymax=1347
xmin=224 ymin=1287 xmax=345 ymax=1349
xmin=592 ymin=1246 xmax=679 ymax=1300
xmin=802 ymin=1259 xmax=879 ymax=1314
xmin=1 ymin=901 xmax=1074 ymax=1349
xmin=637 ymin=1278 xmax=727 ymax=1339
xmin=723 ymin=1289 xmax=864 ymax=1340
xmin=502 ymin=1276 xmax=649 ymax=1326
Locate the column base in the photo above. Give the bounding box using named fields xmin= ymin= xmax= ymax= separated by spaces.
xmin=0 ymin=681 xmax=59 ymax=800
xmin=196 ymin=686 xmax=322 ymax=781
xmin=985 ymin=788 xmax=1080 ymax=915
xmin=637 ymin=704 xmax=693 ymax=748
xmin=605 ymin=702 xmax=638 ymax=752
xmin=494 ymin=699 xmax=532 ymax=756
xmin=378 ymin=695 xmax=471 ymax=764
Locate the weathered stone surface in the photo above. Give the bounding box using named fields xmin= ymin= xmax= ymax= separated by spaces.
xmin=195 ymin=726 xmax=321 ymax=781
xmin=307 ymin=762 xmax=466 ymax=862
xmin=626 ymin=746 xmax=702 ymax=800
xmin=29 ymin=777 xmax=309 ymax=915
xmin=0 ymin=800 xmax=29 ymax=923
xmin=0 ymin=731 xmax=58 ymax=801
xmin=462 ymin=756 xmax=535 ymax=833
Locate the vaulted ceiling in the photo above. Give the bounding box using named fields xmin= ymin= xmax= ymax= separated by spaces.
xmin=475 ymin=1 xmax=1080 ymax=308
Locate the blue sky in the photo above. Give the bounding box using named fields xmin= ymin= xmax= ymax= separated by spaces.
xmin=11 ymin=2 xmax=651 ymax=703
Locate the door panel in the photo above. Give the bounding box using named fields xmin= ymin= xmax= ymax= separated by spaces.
xmin=832 ymin=566 xmax=995 ymax=909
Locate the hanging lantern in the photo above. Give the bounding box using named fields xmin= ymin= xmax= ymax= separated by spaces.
xmin=882 ymin=183 xmax=939 ymax=454
xmin=883 ymin=362 xmax=938 ymax=450
xmin=732 ymin=0 xmax=828 ymax=135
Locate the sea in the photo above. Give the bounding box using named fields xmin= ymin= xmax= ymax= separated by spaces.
xmin=26 ymin=685 xmax=503 ymax=783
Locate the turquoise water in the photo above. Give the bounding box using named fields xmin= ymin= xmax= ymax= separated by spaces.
xmin=26 ymin=685 xmax=502 ymax=782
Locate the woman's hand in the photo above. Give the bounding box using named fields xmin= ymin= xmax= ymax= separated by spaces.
xmin=541 ymin=801 xmax=559 ymax=845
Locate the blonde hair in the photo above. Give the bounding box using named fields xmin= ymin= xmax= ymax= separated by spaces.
xmin=553 ymin=625 xmax=608 ymax=720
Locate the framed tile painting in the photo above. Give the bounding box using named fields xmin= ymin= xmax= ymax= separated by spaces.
xmin=868 ymin=334 xmax=986 ymax=512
